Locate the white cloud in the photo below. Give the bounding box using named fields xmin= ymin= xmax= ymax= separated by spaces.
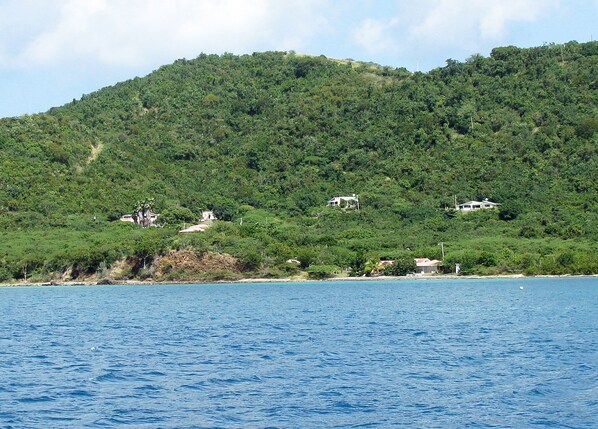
xmin=409 ymin=0 xmax=560 ymax=47
xmin=353 ymin=17 xmax=399 ymax=54
xmin=479 ymin=2 xmax=545 ymax=38
xmin=4 ymin=0 xmax=328 ymax=69
xmin=351 ymin=0 xmax=561 ymax=60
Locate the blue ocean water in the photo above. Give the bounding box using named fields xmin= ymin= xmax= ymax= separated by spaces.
xmin=0 ymin=277 xmax=596 ymax=428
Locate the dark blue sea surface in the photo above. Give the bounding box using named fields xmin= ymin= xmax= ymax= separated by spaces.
xmin=1 ymin=277 xmax=597 ymax=428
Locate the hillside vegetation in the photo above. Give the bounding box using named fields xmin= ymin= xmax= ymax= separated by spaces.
xmin=1 ymin=42 xmax=597 ymax=282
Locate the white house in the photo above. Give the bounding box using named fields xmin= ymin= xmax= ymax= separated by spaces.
xmin=200 ymin=210 xmax=217 ymax=222
xmin=120 ymin=213 xmax=160 ymax=226
xmin=456 ymin=198 xmax=499 ymax=212
xmin=415 ymin=258 xmax=442 ymax=274
xmin=178 ymin=210 xmax=217 ymax=234
xmin=327 ymin=195 xmax=359 ymax=210
xmin=119 ymin=214 xmax=135 ymax=223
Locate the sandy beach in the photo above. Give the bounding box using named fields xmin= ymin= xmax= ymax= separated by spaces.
xmin=2 ymin=273 xmax=597 ymax=288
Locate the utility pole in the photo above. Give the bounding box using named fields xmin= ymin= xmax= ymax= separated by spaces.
xmin=439 ymin=242 xmax=445 ymax=260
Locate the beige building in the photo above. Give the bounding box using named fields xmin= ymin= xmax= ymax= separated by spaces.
xmin=415 ymin=258 xmax=442 ymax=274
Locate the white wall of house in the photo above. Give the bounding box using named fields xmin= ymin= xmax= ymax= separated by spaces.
xmin=327 ymin=195 xmax=359 ymax=209
xmin=201 ymin=210 xmax=217 ymax=222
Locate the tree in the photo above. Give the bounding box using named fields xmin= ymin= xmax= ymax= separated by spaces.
xmin=307 ymin=265 xmax=338 ymax=279
xmin=133 ymin=198 xmax=156 ymax=228
xmin=576 ymin=118 xmax=598 ymax=139
xmin=211 ymin=198 xmax=238 ymax=222
xmin=498 ymin=204 xmax=519 ymax=221
xmin=133 ymin=236 xmax=164 ymax=270
xmin=296 ymin=248 xmax=316 ymax=269
xmin=384 ymin=257 xmax=417 ymax=276
xmin=363 ymin=258 xmax=379 ymax=276
xmin=159 ymin=207 xmax=195 ymax=227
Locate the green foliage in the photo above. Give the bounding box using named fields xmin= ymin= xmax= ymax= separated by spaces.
xmin=576 ymin=117 xmax=598 ymax=138
xmin=296 ymin=248 xmax=317 ymax=269
xmin=0 ymin=43 xmax=597 ymax=281
xmin=46 ymin=142 xmax=70 ymax=164
xmin=228 ymin=238 xmax=263 ymax=270
xmin=211 ymin=198 xmax=238 ymax=222
xmin=498 ymin=204 xmax=519 ymax=221
xmin=383 ymin=257 xmax=417 ymax=276
xmin=132 ymin=235 xmax=164 ymax=269
xmin=363 ymin=258 xmax=380 ymax=276
xmin=307 ymin=265 xmax=339 ymax=279
xmin=0 ymin=266 xmax=11 ymax=282
xmin=159 ymin=206 xmax=195 ymax=227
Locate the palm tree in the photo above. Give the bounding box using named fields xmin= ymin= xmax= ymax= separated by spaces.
xmin=363 ymin=258 xmax=379 ymax=277
xmin=132 ymin=197 xmax=156 ymax=228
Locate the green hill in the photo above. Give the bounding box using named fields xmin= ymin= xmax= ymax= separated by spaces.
xmin=1 ymin=42 xmax=597 ymax=282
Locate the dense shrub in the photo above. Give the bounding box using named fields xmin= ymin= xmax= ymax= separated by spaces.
xmin=383 ymin=257 xmax=417 ymax=276
xmin=307 ymin=265 xmax=340 ymax=279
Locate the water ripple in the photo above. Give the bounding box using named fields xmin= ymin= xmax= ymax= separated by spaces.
xmin=0 ymin=278 xmax=597 ymax=428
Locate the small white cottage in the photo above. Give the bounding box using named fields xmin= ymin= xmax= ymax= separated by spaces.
xmin=327 ymin=195 xmax=359 ymax=210
xmin=200 ymin=210 xmax=217 ymax=222
xmin=119 ymin=214 xmax=135 ymax=223
xmin=455 ymin=198 xmax=499 ymax=212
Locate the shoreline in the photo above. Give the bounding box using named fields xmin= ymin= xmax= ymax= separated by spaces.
xmin=2 ymin=273 xmax=597 ymax=288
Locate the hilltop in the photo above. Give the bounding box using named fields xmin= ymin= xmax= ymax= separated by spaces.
xmin=0 ymin=42 xmax=597 ymax=282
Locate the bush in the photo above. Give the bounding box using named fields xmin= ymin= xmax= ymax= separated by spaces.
xmin=211 ymin=199 xmax=238 ymax=221
xmin=159 ymin=207 xmax=196 ymax=227
xmin=499 ymin=204 xmax=519 ymax=221
xmin=519 ymin=225 xmax=540 ymax=238
xmin=70 ymin=249 xmax=107 ymax=276
xmin=556 ymin=251 xmax=575 ymax=267
xmin=132 ymin=237 xmax=165 ymax=270
xmin=297 ymin=248 xmax=317 ymax=269
xmin=0 ymin=266 xmax=12 ymax=282
xmin=276 ymin=262 xmax=300 ymax=276
xmin=478 ymin=251 xmax=497 ymax=267
xmin=445 ymin=250 xmax=479 ymax=275
xmin=233 ymin=246 xmax=263 ymax=271
xmin=307 ymin=265 xmax=339 ymax=279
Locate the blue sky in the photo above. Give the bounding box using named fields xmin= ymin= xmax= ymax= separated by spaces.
xmin=1 ymin=0 xmax=596 ymax=118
